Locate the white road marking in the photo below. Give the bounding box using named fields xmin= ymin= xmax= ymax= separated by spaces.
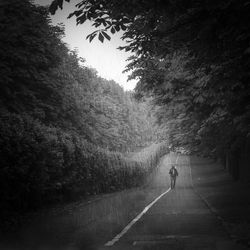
xmin=104 ymin=187 xmax=171 ymax=247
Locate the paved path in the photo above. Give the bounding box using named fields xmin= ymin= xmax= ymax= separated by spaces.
xmin=100 ymin=153 xmax=241 ymax=250
xmin=2 ymin=154 xmax=248 ymax=250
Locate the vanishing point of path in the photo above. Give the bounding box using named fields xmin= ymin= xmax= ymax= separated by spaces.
xmin=2 ymin=153 xmax=246 ymax=250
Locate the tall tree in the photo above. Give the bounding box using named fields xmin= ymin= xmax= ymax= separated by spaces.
xmin=49 ymin=0 xmax=250 ymax=157
xmin=1 ymin=0 xmax=163 ymax=223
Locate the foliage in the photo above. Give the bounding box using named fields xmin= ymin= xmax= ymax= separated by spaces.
xmin=0 ymin=0 xmax=157 ymax=152
xmin=0 ymin=0 xmax=65 ymax=118
xmin=50 ymin=0 xmax=250 ymax=158
xmin=0 ymin=113 xmax=167 ymax=219
xmin=0 ymin=0 xmax=166 ymax=229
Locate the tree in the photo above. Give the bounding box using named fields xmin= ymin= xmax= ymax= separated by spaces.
xmin=49 ymin=0 xmax=250 ymax=158
xmin=0 ymin=0 xmax=67 ymax=120
xmin=1 ymin=0 xmax=163 ymax=226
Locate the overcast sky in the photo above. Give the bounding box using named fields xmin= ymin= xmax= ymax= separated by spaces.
xmin=34 ymin=0 xmax=137 ymax=90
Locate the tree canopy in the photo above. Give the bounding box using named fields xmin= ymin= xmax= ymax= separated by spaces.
xmin=50 ymin=0 xmax=250 ymax=157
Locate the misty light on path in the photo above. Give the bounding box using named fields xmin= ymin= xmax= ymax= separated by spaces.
xmin=34 ymin=0 xmax=137 ymax=90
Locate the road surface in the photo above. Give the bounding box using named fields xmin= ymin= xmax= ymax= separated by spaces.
xmin=2 ymin=153 xmax=244 ymax=250
xmin=100 ymin=153 xmax=234 ymax=250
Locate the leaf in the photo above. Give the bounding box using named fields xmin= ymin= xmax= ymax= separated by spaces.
xmin=76 ymin=1 xmax=85 ymax=8
xmin=68 ymin=12 xmax=75 ymax=19
xmin=86 ymin=30 xmax=98 ymax=40
xmin=121 ymin=24 xmax=126 ymax=31
xmin=76 ymin=14 xmax=86 ymax=25
xmin=68 ymin=10 xmax=82 ymax=19
xmin=49 ymin=0 xmax=63 ymax=15
xmin=89 ymin=33 xmax=97 ymax=42
xmin=102 ymin=31 xmax=111 ymax=41
xmin=111 ymin=26 xmax=116 ymax=34
xmin=102 ymin=20 xmax=107 ymax=27
xmin=58 ymin=0 xmax=63 ymax=10
xmin=115 ymin=25 xmax=120 ymax=32
xmin=93 ymin=22 xmax=102 ymax=27
xmin=86 ymin=33 xmax=91 ymax=40
xmin=98 ymin=32 xmax=104 ymax=43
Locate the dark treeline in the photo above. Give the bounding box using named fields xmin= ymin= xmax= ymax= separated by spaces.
xmin=52 ymin=0 xmax=250 ymax=180
xmin=0 ymin=0 xmax=167 ymax=227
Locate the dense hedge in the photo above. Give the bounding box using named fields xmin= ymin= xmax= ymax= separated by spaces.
xmin=0 ymin=113 xmax=167 ymax=219
xmin=0 ymin=1 xmax=167 ymax=230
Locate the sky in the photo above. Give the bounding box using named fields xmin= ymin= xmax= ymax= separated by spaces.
xmin=34 ymin=0 xmax=137 ymax=90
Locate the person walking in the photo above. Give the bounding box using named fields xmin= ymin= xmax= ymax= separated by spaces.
xmin=169 ymin=165 xmax=178 ymax=189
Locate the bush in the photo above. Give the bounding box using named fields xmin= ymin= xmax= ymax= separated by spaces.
xmin=0 ymin=113 xmax=168 ymax=223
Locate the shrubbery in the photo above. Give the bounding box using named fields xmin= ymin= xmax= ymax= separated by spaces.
xmin=0 ymin=113 xmax=167 ymax=219
xmin=0 ymin=1 xmax=167 ymax=230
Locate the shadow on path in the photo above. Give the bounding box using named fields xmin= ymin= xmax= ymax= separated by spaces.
xmin=191 ymin=156 xmax=250 ymax=249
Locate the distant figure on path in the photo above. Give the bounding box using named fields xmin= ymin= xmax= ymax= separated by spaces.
xmin=169 ymin=165 xmax=178 ymax=189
